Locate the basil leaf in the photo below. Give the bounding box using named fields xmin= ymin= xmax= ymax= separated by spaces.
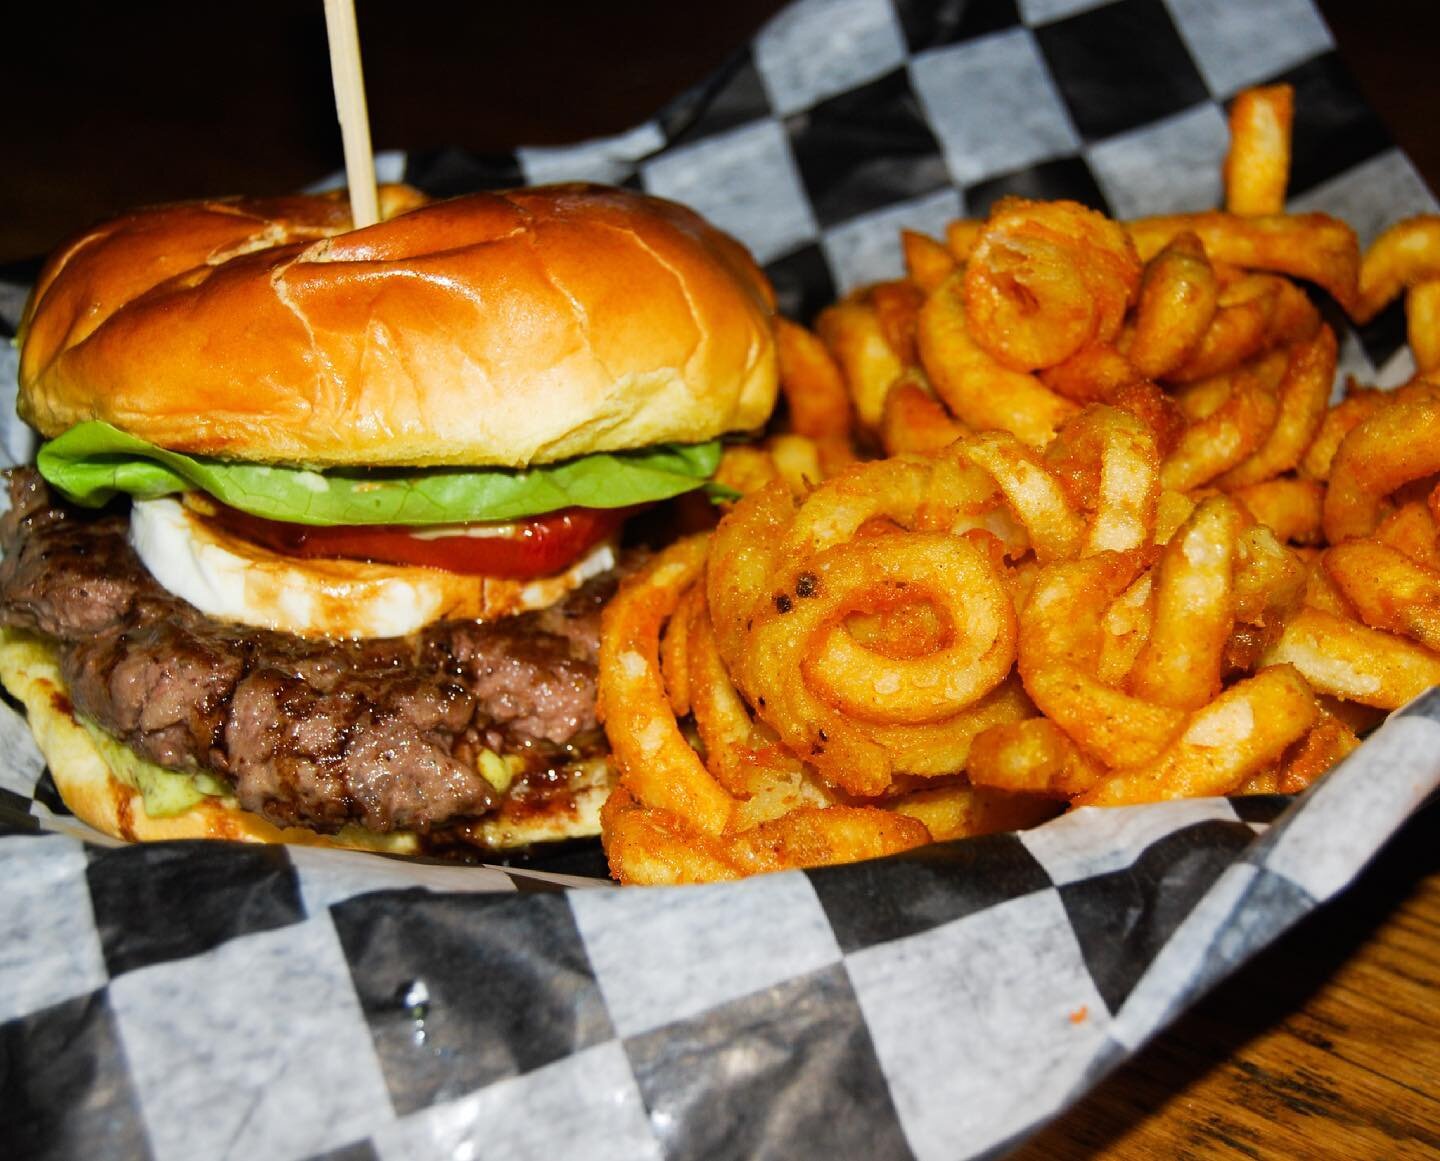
xmin=36 ymin=422 xmax=721 ymax=526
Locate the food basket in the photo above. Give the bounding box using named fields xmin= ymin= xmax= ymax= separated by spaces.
xmin=3 ymin=1 xmax=1437 ymax=1157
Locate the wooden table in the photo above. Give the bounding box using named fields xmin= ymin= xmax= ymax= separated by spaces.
xmin=1012 ymin=799 xmax=1440 ymax=1159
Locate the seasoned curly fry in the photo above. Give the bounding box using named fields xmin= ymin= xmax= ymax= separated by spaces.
xmin=600 ymin=537 xmax=734 ymax=835
xmin=1231 ymin=476 xmax=1324 ymax=545
xmin=1262 ymin=606 xmax=1440 ymax=709
xmin=775 ymin=317 xmax=854 ymax=441
xmin=881 ymin=372 xmax=968 ymax=456
xmin=1216 ymin=325 xmax=1336 ymax=488
xmin=919 ymin=270 xmax=1078 ymax=447
xmin=1128 ymin=496 xmax=1242 ymax=710
xmin=1354 ymin=215 xmax=1440 ymax=323
xmin=1324 ymin=385 xmax=1440 ymax=541
xmin=1126 ymin=211 xmax=1359 ymax=314
xmin=903 ymin=229 xmax=958 ymax=294
xmin=965 ymin=199 xmax=1141 ymax=371
xmin=1019 ymin=553 xmax=1186 ymax=766
xmin=1408 ymin=281 xmax=1440 ymax=374
xmin=1041 ymin=342 xmax=1141 ymax=404
xmin=1079 ymin=665 xmax=1318 ymax=806
xmin=816 ymin=297 xmax=906 ymax=429
xmin=1128 ymin=232 xmax=1218 ymax=378
xmin=1223 ymin=85 xmax=1294 ymax=217
xmin=968 ymin=718 xmax=1104 ymax=797
xmin=1162 ymin=350 xmax=1287 ymax=492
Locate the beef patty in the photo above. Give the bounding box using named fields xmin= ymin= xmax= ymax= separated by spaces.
xmin=0 ymin=469 xmax=615 ymax=835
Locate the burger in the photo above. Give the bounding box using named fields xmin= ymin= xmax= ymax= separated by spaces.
xmin=0 ymin=182 xmax=777 ymax=855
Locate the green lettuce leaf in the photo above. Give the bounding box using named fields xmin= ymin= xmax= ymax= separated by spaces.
xmin=36 ymin=422 xmax=722 ymax=526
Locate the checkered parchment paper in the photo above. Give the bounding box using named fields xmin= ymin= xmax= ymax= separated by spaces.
xmin=3 ymin=1 xmax=1439 ymax=1158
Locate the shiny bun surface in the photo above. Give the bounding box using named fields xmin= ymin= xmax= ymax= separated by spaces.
xmin=19 ymin=183 xmax=778 ymax=467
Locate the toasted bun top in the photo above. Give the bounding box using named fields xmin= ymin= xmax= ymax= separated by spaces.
xmin=18 ymin=183 xmax=778 ymax=468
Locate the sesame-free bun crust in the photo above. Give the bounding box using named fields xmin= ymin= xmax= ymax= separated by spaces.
xmin=0 ymin=627 xmax=610 ymax=852
xmin=18 ymin=183 xmax=778 ymax=468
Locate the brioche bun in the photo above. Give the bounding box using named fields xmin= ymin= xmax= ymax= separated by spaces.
xmin=0 ymin=627 xmax=610 ymax=851
xmin=18 ymin=183 xmax=778 ymax=468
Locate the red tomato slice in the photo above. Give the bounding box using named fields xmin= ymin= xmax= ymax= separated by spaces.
xmin=203 ymin=505 xmax=628 ymax=579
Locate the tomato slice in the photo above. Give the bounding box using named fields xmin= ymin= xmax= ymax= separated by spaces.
xmin=202 ymin=504 xmax=628 ymax=579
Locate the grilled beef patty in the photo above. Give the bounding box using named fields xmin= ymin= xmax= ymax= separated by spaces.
xmin=0 ymin=469 xmax=614 ymax=835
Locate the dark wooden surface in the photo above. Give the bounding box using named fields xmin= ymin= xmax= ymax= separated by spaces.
xmin=3 ymin=3 xmax=1437 ymax=1155
xmin=1012 ymin=799 xmax=1440 ymax=1160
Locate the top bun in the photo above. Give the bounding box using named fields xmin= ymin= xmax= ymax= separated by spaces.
xmin=18 ymin=183 xmax=778 ymax=468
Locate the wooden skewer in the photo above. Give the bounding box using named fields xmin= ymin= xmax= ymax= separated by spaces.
xmin=323 ymin=0 xmax=379 ymax=228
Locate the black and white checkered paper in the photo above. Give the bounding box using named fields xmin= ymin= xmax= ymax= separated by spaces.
xmin=3 ymin=2 xmax=1438 ymax=1158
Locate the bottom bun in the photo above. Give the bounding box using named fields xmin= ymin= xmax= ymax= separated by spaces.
xmin=0 ymin=627 xmax=610 ymax=853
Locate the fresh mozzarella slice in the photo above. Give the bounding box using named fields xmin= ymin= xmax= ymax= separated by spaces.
xmin=130 ymin=496 xmax=615 ymax=638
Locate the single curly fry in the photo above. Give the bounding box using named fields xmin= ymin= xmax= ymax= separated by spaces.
xmin=1165 ymin=273 xmax=1306 ymax=384
xmin=886 ymin=780 xmax=1062 ymax=842
xmin=869 ymin=280 xmax=925 ymax=368
xmin=1355 ymin=214 xmax=1440 ymax=323
xmin=805 ymin=538 xmax=1017 ymax=726
xmin=706 ymin=478 xmax=795 ymax=666
xmin=1231 ymin=476 xmax=1324 ymax=545
xmin=1323 ymin=387 xmax=1440 ymax=541
xmin=946 ymin=218 xmax=984 ymax=262
xmin=968 ymin=717 xmax=1105 ymax=797
xmin=861 ymin=675 xmax=1035 ymax=778
xmin=601 ymin=788 xmax=742 ymax=885
xmin=1018 ymin=553 xmax=1186 ymax=767
xmin=1079 ymin=664 xmax=1318 ymax=806
xmin=1162 ymin=362 xmax=1282 ymax=493
xmin=918 ymin=271 xmax=1077 ymax=447
xmin=1408 ymin=280 xmax=1440 ymax=375
xmin=1041 ymin=342 xmax=1141 ymax=404
xmin=599 ymin=536 xmax=735 ymax=835
xmin=1223 ymin=85 xmax=1294 ymax=217
xmin=775 ymin=316 xmax=855 ymax=441
xmin=780 ymin=456 xmax=935 ymax=557
xmin=1262 ymin=606 xmax=1440 ymax=708
xmin=1127 ymin=495 xmax=1243 ymax=711
xmin=1232 ymin=522 xmax=1307 ymax=629
xmin=1043 ymin=405 xmax=1160 ymax=555
xmin=1379 ymin=500 xmax=1440 ymax=572
xmin=1323 ymin=539 xmax=1440 ymax=653
xmin=1168 ymin=282 xmax=1277 ymax=384
xmin=816 ymin=297 xmax=906 ymax=429
xmin=659 ymin=582 xmax=698 ymax=718
xmin=1217 ymin=324 xmax=1337 ymax=488
xmin=1300 ymin=384 xmax=1387 ymax=481
xmin=1096 ymin=571 xmax=1154 ymax=686
xmin=964 ymin=199 xmax=1141 ymax=371
xmin=1125 ymin=211 xmax=1359 ymax=315
xmin=903 ymin=229 xmax=958 ymax=294
xmin=880 ymin=372 xmax=968 ymax=456
xmin=740 ymin=531 xmax=1016 ymax=794
xmin=958 ymin=431 xmax=1085 ymax=563
xmin=726 ymin=805 xmax=931 ymax=875
xmin=1109 ymin=378 xmax=1187 ymax=457
xmin=1129 ymin=232 xmax=1219 ymax=379
xmin=685 ymin=589 xmax=826 ymax=809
